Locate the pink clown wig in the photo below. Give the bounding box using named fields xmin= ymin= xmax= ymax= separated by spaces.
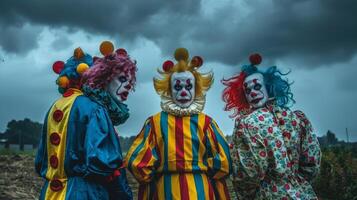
xmin=82 ymin=50 xmax=137 ymax=90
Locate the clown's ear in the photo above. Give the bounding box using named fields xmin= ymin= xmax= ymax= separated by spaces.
xmin=190 ymin=56 xmax=203 ymax=69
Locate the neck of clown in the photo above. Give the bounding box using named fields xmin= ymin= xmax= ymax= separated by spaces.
xmin=160 ymin=95 xmax=205 ymax=117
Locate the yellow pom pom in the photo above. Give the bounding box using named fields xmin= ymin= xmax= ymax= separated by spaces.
xmin=100 ymin=41 xmax=114 ymax=56
xmin=76 ymin=63 xmax=89 ymax=74
xmin=174 ymin=48 xmax=189 ymax=61
xmin=58 ymin=76 xmax=70 ymax=88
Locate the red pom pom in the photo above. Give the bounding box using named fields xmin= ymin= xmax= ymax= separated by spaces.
xmin=116 ymin=48 xmax=127 ymax=56
xmin=191 ymin=56 xmax=203 ymax=67
xmin=162 ymin=60 xmax=174 ymax=72
xmin=249 ymin=53 xmax=262 ymax=65
xmin=52 ymin=61 xmax=65 ymax=74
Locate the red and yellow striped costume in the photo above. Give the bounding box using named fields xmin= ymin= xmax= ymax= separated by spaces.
xmin=125 ymin=111 xmax=231 ymax=200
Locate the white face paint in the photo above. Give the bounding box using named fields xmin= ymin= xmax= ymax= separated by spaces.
xmin=171 ymin=71 xmax=195 ymax=108
xmin=243 ymin=73 xmax=268 ymax=109
xmin=108 ymin=72 xmax=132 ymax=102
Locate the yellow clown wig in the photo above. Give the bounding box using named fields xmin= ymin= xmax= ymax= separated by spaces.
xmin=154 ymin=48 xmax=213 ymax=98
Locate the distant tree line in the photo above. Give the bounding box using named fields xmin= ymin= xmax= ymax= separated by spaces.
xmin=0 ymin=118 xmax=355 ymax=152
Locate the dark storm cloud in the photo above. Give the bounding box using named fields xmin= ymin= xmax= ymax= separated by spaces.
xmin=1 ymin=0 xmax=357 ymax=66
xmin=0 ymin=23 xmax=42 ymax=54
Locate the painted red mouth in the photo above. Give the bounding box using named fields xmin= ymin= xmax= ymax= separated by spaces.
xmin=178 ymin=99 xmax=191 ymax=104
xmin=119 ymin=91 xmax=129 ymax=100
xmin=251 ymin=98 xmax=263 ymax=104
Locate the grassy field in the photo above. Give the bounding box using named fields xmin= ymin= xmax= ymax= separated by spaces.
xmin=0 ymin=152 xmax=236 ymax=199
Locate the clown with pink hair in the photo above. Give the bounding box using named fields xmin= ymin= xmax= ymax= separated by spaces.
xmin=35 ymin=41 xmax=135 ymax=200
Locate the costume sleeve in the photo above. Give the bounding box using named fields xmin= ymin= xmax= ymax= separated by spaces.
xmin=205 ymin=119 xmax=232 ymax=200
xmin=124 ymin=118 xmax=160 ymax=183
xmin=295 ymin=110 xmax=321 ymax=182
xmin=35 ymin=112 xmax=49 ymax=177
xmin=84 ymin=106 xmax=123 ymax=177
xmin=231 ymin=118 xmax=267 ymax=199
xmin=206 ymin=118 xmax=232 ymax=179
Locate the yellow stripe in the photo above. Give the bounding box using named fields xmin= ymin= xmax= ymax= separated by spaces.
xmin=171 ymin=174 xmax=181 ymax=199
xmin=197 ymin=113 xmax=207 ymax=170
xmin=201 ymin=173 xmax=211 ymax=199
xmin=45 ymin=89 xmax=82 ymax=200
xmin=153 ymin=113 xmax=164 ymax=172
xmin=167 ymin=114 xmax=176 ymax=171
xmin=183 ymin=116 xmax=192 ymax=169
xmin=186 ymin=174 xmax=198 ymax=200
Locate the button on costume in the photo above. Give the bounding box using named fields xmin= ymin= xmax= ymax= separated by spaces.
xmin=125 ymin=48 xmax=232 ymax=200
xmin=222 ymin=54 xmax=321 ymax=199
xmin=35 ymin=42 xmax=135 ymax=200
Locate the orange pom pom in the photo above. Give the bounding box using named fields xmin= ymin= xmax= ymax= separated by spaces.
xmin=174 ymin=48 xmax=189 ymax=61
xmin=76 ymin=63 xmax=89 ymax=75
xmin=74 ymin=47 xmax=85 ymax=59
xmin=57 ymin=76 xmax=70 ymax=88
xmin=100 ymin=41 xmax=114 ymax=56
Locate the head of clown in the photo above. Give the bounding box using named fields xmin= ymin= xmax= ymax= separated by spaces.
xmin=154 ymin=48 xmax=213 ymax=109
xmin=82 ymin=41 xmax=137 ymax=103
xmin=243 ymin=73 xmax=269 ymax=108
xmin=222 ymin=53 xmax=295 ymax=118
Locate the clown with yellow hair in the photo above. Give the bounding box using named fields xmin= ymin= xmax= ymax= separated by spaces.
xmin=125 ymin=48 xmax=232 ymax=200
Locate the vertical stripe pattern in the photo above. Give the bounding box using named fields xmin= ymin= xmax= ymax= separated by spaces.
xmin=125 ymin=112 xmax=231 ymax=200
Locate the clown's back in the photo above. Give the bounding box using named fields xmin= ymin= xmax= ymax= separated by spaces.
xmin=126 ymin=111 xmax=231 ymax=200
xmin=35 ymin=88 xmax=125 ymax=200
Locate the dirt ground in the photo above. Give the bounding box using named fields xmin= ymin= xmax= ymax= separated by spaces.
xmin=0 ymin=155 xmax=236 ymax=199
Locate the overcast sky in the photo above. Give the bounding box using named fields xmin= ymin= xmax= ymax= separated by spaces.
xmin=0 ymin=0 xmax=356 ymax=141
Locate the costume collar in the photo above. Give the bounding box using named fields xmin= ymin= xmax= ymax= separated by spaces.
xmin=160 ymin=95 xmax=205 ymax=116
xmin=82 ymin=85 xmax=129 ymax=126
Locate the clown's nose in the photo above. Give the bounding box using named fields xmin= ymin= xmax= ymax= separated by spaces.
xmin=251 ymin=92 xmax=257 ymax=98
xmin=124 ymin=85 xmax=131 ymax=90
xmin=181 ymin=91 xmax=187 ymax=97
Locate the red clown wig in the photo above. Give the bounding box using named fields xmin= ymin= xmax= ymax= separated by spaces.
xmin=221 ymin=72 xmax=250 ymax=118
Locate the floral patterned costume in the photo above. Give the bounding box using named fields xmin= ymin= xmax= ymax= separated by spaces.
xmin=231 ymin=102 xmax=321 ymax=199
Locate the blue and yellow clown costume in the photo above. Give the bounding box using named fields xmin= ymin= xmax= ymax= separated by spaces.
xmin=125 ymin=48 xmax=232 ymax=200
xmin=222 ymin=54 xmax=321 ymax=199
xmin=35 ymin=47 xmax=132 ymax=200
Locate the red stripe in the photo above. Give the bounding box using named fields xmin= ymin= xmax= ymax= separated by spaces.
xmin=203 ymin=115 xmax=211 ymax=132
xmin=137 ymin=148 xmax=153 ymax=177
xmin=175 ymin=117 xmax=185 ymax=170
xmin=208 ymin=180 xmax=215 ymax=200
xmin=179 ymin=174 xmax=189 ymax=200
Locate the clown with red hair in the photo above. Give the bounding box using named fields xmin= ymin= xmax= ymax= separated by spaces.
xmin=222 ymin=54 xmax=321 ymax=199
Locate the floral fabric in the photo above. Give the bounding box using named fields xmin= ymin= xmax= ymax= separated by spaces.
xmin=231 ymin=103 xmax=321 ymax=200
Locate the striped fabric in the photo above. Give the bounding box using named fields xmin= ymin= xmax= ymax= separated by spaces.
xmin=125 ymin=112 xmax=231 ymax=200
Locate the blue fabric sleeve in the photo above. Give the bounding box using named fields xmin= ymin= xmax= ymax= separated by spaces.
xmin=35 ymin=112 xmax=49 ymax=177
xmin=84 ymin=106 xmax=123 ymax=177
